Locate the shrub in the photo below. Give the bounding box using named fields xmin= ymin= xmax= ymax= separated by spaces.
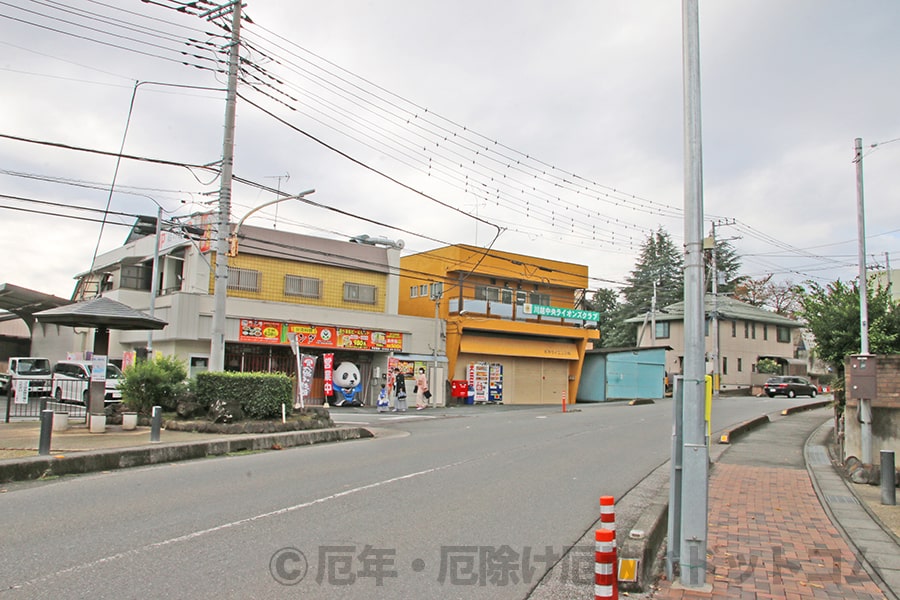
xmin=120 ymin=355 xmax=189 ymax=414
xmin=757 ymin=358 xmax=780 ymax=374
xmin=195 ymin=371 xmax=292 ymax=420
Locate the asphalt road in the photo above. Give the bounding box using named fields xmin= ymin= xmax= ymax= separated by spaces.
xmin=0 ymin=395 xmax=815 ymax=599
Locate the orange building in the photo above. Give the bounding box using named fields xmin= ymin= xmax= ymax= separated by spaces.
xmin=399 ymin=245 xmax=599 ymax=405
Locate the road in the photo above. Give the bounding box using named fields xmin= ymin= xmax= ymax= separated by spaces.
xmin=0 ymin=395 xmax=817 ymax=599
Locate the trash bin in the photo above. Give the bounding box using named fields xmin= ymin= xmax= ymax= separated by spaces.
xmin=451 ymin=380 xmax=469 ymax=404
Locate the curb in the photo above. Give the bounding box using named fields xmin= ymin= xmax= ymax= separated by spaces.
xmin=781 ymin=399 xmax=831 ymax=415
xmin=717 ymin=414 xmax=770 ymax=444
xmin=0 ymin=427 xmax=373 ymax=483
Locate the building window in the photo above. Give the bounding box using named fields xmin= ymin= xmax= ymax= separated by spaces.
xmin=731 ymin=320 xmax=736 ymax=337
xmin=744 ymin=320 xmax=749 ymax=338
xmin=737 ymin=357 xmax=743 ymax=372
xmin=475 ymin=285 xmax=500 ymax=302
xmin=515 ymin=290 xmax=527 ymax=305
xmin=344 ymin=282 xmax=377 ymax=304
xmin=284 ymin=275 xmax=320 ymax=298
xmin=501 ymin=289 xmax=513 ymax=304
xmin=529 ymin=292 xmax=550 ymax=306
xmin=722 ymin=356 xmax=728 ymax=375
xmin=228 ymin=267 xmax=260 ymax=292
xmin=763 ymin=324 xmax=768 ymax=341
xmin=704 ymin=319 xmax=710 ymax=337
xmin=655 ymin=321 xmax=670 ymax=339
xmin=751 ymin=322 xmax=756 ymax=339
xmin=419 ymin=284 xmax=429 ymax=296
xmin=430 ymin=282 xmax=443 ymax=299
xmin=120 ymin=263 xmax=152 ymax=291
xmin=776 ymin=326 xmax=791 ymax=343
xmin=410 ymin=286 xmax=418 ymax=298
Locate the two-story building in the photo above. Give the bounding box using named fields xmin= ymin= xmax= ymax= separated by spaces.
xmin=627 ymin=295 xmax=805 ymax=393
xmin=33 ymin=216 xmax=439 ymax=405
xmin=398 ymin=245 xmax=600 ymax=405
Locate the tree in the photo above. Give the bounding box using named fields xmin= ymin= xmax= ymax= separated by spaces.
xmin=734 ymin=275 xmax=804 ymax=317
xmin=621 ymin=228 xmax=684 ymax=317
xmin=706 ymin=238 xmax=745 ymax=295
xmin=586 ymin=287 xmax=635 ymax=348
xmin=799 ymin=279 xmax=900 ymax=375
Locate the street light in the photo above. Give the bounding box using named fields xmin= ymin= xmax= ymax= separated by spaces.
xmin=229 ymin=189 xmax=316 ymax=256
xmin=208 ymin=189 xmax=315 ymax=371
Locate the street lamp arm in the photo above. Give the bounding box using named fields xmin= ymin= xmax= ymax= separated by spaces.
xmin=230 ymin=188 xmax=315 ymax=254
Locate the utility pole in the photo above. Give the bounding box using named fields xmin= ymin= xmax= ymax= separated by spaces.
xmin=708 ymin=222 xmax=719 ymax=399
xmin=209 ymin=0 xmax=243 ymax=373
xmin=677 ymin=0 xmax=710 ymax=590
xmin=147 ymin=205 xmax=163 ymax=357
xmin=650 ymin=280 xmax=658 ymax=345
xmin=854 ymin=137 xmax=872 ymax=464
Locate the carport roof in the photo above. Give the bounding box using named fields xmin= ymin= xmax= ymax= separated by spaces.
xmin=0 ymin=283 xmax=71 ymax=330
xmin=33 ymin=296 xmax=167 ymax=330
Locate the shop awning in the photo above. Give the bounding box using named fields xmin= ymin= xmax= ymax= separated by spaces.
xmin=460 ymin=335 xmax=579 ymax=360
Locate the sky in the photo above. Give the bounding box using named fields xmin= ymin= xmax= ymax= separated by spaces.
xmin=1 ymin=1 xmax=899 ymax=302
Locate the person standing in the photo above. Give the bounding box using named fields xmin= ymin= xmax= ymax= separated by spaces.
xmin=415 ymin=367 xmax=429 ymax=410
xmin=392 ymin=368 xmax=407 ymax=412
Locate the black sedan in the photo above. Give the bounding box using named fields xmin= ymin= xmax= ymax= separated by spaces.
xmin=764 ymin=376 xmax=817 ymax=398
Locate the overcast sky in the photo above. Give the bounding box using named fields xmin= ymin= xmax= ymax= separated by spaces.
xmin=1 ymin=1 xmax=898 ymax=301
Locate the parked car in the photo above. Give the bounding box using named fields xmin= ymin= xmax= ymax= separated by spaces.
xmin=764 ymin=376 xmax=817 ymax=398
xmin=51 ymin=360 xmax=124 ymax=404
xmin=4 ymin=357 xmax=53 ymax=401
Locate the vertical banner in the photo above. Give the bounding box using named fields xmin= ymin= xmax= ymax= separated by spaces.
xmin=323 ymin=353 xmax=335 ymax=399
xmin=298 ymin=354 xmax=317 ymax=409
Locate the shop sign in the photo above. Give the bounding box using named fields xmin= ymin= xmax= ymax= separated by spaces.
xmin=524 ymin=304 xmax=599 ymax=321
xmin=323 ymin=353 xmax=334 ymax=397
xmin=239 ymin=319 xmax=283 ymax=344
xmin=285 ymin=323 xmax=337 ymax=347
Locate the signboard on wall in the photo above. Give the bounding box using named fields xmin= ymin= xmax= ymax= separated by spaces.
xmin=239 ymin=319 xmax=402 ymax=351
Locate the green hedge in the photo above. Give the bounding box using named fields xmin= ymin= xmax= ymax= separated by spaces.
xmin=196 ymin=371 xmax=293 ymax=420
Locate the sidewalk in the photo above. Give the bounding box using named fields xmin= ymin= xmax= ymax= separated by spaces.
xmin=652 ymin=407 xmax=899 ymax=599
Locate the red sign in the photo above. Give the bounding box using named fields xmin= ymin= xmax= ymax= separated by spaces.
xmin=323 ymin=353 xmax=334 ymax=397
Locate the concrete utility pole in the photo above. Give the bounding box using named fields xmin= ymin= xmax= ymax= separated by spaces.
xmin=209 ymin=0 xmax=243 ymax=372
xmin=678 ymin=0 xmax=710 ymax=590
xmin=854 ymin=137 xmax=873 ymax=464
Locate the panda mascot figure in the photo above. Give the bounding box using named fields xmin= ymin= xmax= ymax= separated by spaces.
xmin=332 ymin=362 xmax=364 ymax=407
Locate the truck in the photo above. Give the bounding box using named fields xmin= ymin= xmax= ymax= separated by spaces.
xmin=3 ymin=357 xmax=53 ymax=401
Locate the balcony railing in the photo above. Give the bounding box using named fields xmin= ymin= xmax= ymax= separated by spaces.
xmin=447 ymin=297 xmax=596 ymax=328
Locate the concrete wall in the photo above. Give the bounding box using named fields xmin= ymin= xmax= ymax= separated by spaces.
xmin=844 ymin=354 xmax=900 ymax=465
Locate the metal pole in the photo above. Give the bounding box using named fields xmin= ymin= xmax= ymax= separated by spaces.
xmin=710 ymin=223 xmax=719 ymax=399
xmin=679 ymin=0 xmax=709 ymax=589
xmin=148 ymin=205 xmax=162 ymax=356
xmin=881 ymin=450 xmax=896 ymax=506
xmin=150 ymin=405 xmax=162 ymax=443
xmin=38 ymin=409 xmax=53 ymax=456
xmin=432 ymin=293 xmax=440 ymax=408
xmin=854 ymin=137 xmax=872 ymax=465
xmin=666 ymin=376 xmax=684 ymax=580
xmin=210 ymin=0 xmax=243 ymax=372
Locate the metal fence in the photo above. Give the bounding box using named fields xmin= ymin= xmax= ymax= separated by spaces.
xmin=3 ymin=378 xmax=90 ymax=422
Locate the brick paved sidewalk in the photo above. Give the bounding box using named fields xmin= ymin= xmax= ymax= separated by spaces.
xmin=653 ymin=462 xmax=886 ymax=599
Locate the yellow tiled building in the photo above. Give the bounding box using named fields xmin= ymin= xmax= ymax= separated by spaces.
xmin=399 ymin=245 xmax=599 ymax=405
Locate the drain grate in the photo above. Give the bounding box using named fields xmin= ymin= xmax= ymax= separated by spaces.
xmin=807 ymin=445 xmax=831 ymax=465
xmin=825 ymin=494 xmax=860 ymax=505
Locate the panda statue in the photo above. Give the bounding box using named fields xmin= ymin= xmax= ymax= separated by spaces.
xmin=332 ymin=362 xmax=364 ymax=407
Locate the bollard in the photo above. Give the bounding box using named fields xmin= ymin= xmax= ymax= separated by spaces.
xmin=595 ymin=528 xmax=618 ymax=600
xmin=38 ymin=409 xmax=53 ymax=456
xmin=882 ymin=450 xmax=896 ymax=506
xmin=562 ymin=391 xmax=567 ymax=413
xmin=599 ymin=496 xmax=616 ymax=541
xmin=150 ymin=405 xmax=162 ymax=443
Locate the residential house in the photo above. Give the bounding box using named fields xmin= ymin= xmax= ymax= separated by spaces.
xmin=627 ymin=295 xmax=806 ymax=393
xmin=398 ymin=245 xmax=599 ymax=405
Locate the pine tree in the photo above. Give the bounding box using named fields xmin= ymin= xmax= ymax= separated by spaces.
xmin=621 ymin=228 xmax=684 ymax=318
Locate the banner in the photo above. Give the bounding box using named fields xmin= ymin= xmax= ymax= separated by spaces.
xmin=298 ymin=354 xmax=317 ymax=409
xmin=239 ymin=319 xmax=283 ymax=344
xmin=323 ymin=353 xmax=335 ymax=398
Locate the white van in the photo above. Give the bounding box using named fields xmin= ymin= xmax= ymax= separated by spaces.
xmin=4 ymin=357 xmax=53 ymax=401
xmin=51 ymin=360 xmax=124 ymax=404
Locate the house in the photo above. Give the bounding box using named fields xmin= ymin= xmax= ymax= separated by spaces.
xmin=398 ymin=245 xmax=599 ymax=405
xmin=31 ymin=216 xmax=440 ymax=405
xmin=626 ymin=295 xmax=805 ymax=393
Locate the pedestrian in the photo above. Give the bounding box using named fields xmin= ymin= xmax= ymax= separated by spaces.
xmin=377 ymin=383 xmax=389 ymax=412
xmin=415 ymin=367 xmax=429 ymax=410
xmin=392 ymin=368 xmax=407 ymax=412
